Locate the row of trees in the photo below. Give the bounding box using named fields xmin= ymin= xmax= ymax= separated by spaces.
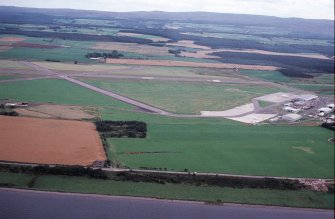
xmin=321 ymin=122 xmax=335 ymax=131
xmin=95 ymin=121 xmax=147 ymax=138
xmin=2 ymin=164 xmax=108 ymax=179
xmin=85 ymin=51 xmax=124 ymax=59
xmin=114 ymin=171 xmax=305 ymax=190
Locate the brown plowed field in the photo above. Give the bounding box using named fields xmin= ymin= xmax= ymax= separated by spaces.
xmin=0 ymin=37 xmax=25 ymax=42
xmin=12 ymin=42 xmax=61 ymax=49
xmin=0 ymin=116 xmax=106 ymax=166
xmin=106 ymin=58 xmax=279 ymax=71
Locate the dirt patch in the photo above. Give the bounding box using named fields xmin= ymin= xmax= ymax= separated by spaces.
xmin=15 ymin=104 xmax=96 ymax=120
xmin=12 ymin=42 xmax=61 ymax=49
xmin=92 ymin=42 xmax=172 ymax=56
xmin=0 ymin=45 xmax=12 ymax=52
xmin=106 ymin=58 xmax=279 ymax=71
xmin=292 ymin=146 xmax=314 ymax=154
xmin=180 ymin=48 xmax=330 ymax=60
xmin=0 ymin=116 xmax=106 ymax=165
xmin=180 ymin=51 xmax=219 ymax=59
xmin=117 ymin=32 xmax=169 ymax=42
xmin=166 ymin=40 xmax=211 ymax=50
xmin=0 ymin=37 xmax=25 ymax=42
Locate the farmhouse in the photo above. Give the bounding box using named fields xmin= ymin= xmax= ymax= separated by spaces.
xmin=282 ymin=113 xmax=302 ymax=122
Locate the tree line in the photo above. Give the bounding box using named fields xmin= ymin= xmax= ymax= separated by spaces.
xmin=85 ymin=51 xmax=124 ymax=59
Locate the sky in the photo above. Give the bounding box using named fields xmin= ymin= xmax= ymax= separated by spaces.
xmin=0 ymin=0 xmax=334 ymax=20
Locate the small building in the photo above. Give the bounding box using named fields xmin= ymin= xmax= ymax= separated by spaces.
xmin=282 ymin=113 xmax=302 ymax=122
xmin=297 ymin=94 xmax=318 ymax=102
xmin=284 ymin=103 xmax=293 ymax=107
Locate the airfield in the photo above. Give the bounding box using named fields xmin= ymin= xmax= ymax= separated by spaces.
xmin=0 ymin=10 xmax=334 ymax=209
xmin=0 ymin=58 xmax=333 ymax=179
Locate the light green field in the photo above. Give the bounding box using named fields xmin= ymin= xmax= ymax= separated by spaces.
xmin=33 ymin=62 xmax=229 ymax=78
xmin=102 ymin=109 xmax=334 ymax=179
xmin=80 ymin=79 xmax=284 ymax=114
xmin=0 ymin=60 xmax=32 ymax=69
xmin=0 ymin=40 xmax=96 ymax=63
xmin=0 ymin=172 xmax=333 ymax=209
xmin=0 ymin=79 xmax=133 ymax=109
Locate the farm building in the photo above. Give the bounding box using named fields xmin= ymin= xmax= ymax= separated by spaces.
xmin=283 ymin=106 xmax=300 ymax=113
xmin=297 ymin=94 xmax=318 ymax=101
xmin=282 ymin=114 xmax=302 ymax=122
xmin=327 ymin=103 xmax=335 ymax=110
xmin=318 ymin=107 xmax=333 ymax=114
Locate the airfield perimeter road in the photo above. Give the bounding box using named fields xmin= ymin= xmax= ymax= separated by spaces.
xmin=11 ymin=61 xmax=306 ymax=117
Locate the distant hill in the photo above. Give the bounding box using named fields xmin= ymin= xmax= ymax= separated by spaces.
xmin=0 ymin=6 xmax=333 ymax=39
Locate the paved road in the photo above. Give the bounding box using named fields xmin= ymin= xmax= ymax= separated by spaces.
xmin=1 ymin=188 xmax=333 ymax=219
xmin=60 ymin=75 xmax=172 ymax=115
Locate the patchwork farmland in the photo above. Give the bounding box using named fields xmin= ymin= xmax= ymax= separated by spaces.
xmin=0 ymin=6 xmax=334 ymax=209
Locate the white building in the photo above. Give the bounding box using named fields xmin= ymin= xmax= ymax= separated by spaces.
xmin=282 ymin=113 xmax=302 ymax=122
xmin=327 ymin=103 xmax=335 ymax=110
xmin=297 ymin=94 xmax=318 ymax=101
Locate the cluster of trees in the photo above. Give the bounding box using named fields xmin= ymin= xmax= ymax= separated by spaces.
xmin=113 ymin=171 xmax=305 ymax=190
xmin=168 ymin=49 xmax=182 ymax=56
xmin=2 ymin=164 xmax=108 ymax=179
xmin=321 ymin=122 xmax=335 ymax=131
xmin=0 ymin=104 xmax=18 ymax=116
xmin=85 ymin=51 xmax=124 ymax=59
xmin=95 ymin=120 xmax=147 ymax=138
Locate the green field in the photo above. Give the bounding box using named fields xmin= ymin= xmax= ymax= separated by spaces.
xmin=0 ymin=37 xmax=97 ymax=63
xmin=102 ymin=109 xmax=334 ymax=178
xmin=0 ymin=172 xmax=333 ymax=209
xmin=239 ymin=69 xmax=291 ymax=83
xmin=292 ymin=84 xmax=335 ymax=95
xmin=0 ymin=79 xmax=133 ymax=109
xmin=80 ymin=79 xmax=284 ymax=114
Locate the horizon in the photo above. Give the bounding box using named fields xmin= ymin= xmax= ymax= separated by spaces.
xmin=0 ymin=0 xmax=334 ymax=20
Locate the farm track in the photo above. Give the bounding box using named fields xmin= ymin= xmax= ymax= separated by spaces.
xmin=0 ymin=160 xmax=332 ymax=181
